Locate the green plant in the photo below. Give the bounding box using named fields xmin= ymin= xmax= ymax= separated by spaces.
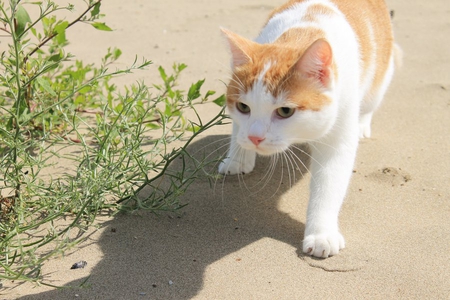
xmin=0 ymin=0 xmax=226 ymax=284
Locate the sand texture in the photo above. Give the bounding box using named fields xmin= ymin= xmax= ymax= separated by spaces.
xmin=2 ymin=0 xmax=450 ymax=299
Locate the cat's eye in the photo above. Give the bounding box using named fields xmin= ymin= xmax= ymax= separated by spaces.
xmin=236 ymin=102 xmax=250 ymax=114
xmin=276 ymin=107 xmax=295 ymax=118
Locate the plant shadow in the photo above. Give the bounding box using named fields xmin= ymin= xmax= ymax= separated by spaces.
xmin=20 ymin=134 xmax=310 ymax=299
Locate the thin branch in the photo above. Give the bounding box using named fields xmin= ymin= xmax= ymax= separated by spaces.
xmin=61 ymin=135 xmax=81 ymax=143
xmin=23 ymin=0 xmax=102 ymax=63
xmin=0 ymin=27 xmax=11 ymax=35
xmin=141 ymin=116 xmax=161 ymax=124
xmin=75 ymin=108 xmax=103 ymax=115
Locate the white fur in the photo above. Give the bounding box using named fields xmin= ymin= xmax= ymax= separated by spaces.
xmin=219 ymin=0 xmax=395 ymax=257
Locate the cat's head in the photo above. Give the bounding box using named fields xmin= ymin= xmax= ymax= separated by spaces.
xmin=222 ymin=28 xmax=338 ymax=156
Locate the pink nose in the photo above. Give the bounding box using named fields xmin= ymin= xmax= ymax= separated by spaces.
xmin=248 ymin=136 xmax=265 ymax=146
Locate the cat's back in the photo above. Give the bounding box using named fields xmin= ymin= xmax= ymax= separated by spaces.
xmin=258 ymin=0 xmax=394 ymax=97
xmin=261 ymin=0 xmax=393 ymax=49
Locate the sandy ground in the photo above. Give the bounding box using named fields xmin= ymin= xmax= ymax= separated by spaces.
xmin=2 ymin=0 xmax=450 ymax=299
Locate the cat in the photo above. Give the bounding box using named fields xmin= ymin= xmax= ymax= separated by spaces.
xmin=218 ymin=0 xmax=400 ymax=258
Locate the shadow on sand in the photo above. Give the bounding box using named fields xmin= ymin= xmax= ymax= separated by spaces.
xmin=21 ymin=134 xmax=310 ymax=299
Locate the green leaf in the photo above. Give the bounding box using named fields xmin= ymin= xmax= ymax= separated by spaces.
xmin=212 ymin=94 xmax=226 ymax=106
xmin=114 ymin=103 xmax=123 ymax=113
xmin=91 ymin=22 xmax=112 ymax=31
xmin=35 ymin=77 xmax=57 ymax=96
xmin=15 ymin=5 xmax=32 ymax=36
xmin=48 ymin=52 xmax=63 ymax=62
xmin=30 ymin=27 xmax=37 ymax=37
xmin=158 ymin=66 xmax=167 ymax=82
xmin=91 ymin=2 xmax=101 ymax=18
xmin=164 ymin=101 xmax=172 ymax=116
xmin=187 ymin=124 xmax=201 ymax=133
xmin=113 ymin=48 xmax=122 ymax=60
xmin=205 ymin=90 xmax=216 ymax=98
xmin=188 ymin=79 xmax=205 ymax=100
xmin=95 ymin=113 xmax=103 ymax=126
xmin=54 ymin=21 xmax=69 ymax=45
xmin=177 ymin=63 xmax=188 ymax=72
xmin=74 ymin=94 xmax=85 ymax=106
xmin=167 ymin=89 xmax=175 ymax=99
xmin=145 ymin=122 xmax=161 ymax=130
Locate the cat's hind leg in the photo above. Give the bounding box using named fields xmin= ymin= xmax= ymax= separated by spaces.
xmin=359 ymin=52 xmax=396 ymax=138
xmin=359 ymin=111 xmax=374 ymax=138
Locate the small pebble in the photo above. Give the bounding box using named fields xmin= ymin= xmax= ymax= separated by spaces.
xmin=71 ymin=261 xmax=87 ymax=269
xmin=168 ymin=280 xmax=174 ymax=285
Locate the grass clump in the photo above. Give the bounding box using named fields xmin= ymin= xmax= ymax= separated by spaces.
xmin=0 ymin=0 xmax=226 ymax=284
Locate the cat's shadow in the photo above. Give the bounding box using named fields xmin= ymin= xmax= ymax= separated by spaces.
xmin=20 ymin=135 xmax=310 ymax=299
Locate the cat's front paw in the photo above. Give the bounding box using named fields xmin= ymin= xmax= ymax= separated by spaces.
xmin=302 ymin=231 xmax=345 ymax=258
xmin=218 ymin=157 xmax=255 ymax=175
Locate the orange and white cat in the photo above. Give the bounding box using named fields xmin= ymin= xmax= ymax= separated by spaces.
xmin=219 ymin=0 xmax=399 ymax=257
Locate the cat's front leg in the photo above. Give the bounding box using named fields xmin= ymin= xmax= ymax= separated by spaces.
xmin=303 ymin=136 xmax=358 ymax=258
xmin=218 ymin=123 xmax=256 ymax=175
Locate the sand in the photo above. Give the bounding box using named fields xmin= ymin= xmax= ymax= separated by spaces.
xmin=2 ymin=0 xmax=450 ymax=299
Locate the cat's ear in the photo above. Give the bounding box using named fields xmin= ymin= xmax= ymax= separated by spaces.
xmin=221 ymin=28 xmax=255 ymax=68
xmin=295 ymin=39 xmax=333 ymax=88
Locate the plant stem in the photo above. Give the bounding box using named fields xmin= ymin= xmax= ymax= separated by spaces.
xmin=23 ymin=0 xmax=102 ymax=63
xmin=117 ymin=107 xmax=226 ymax=205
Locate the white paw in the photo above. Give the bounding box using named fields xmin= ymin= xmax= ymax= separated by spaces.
xmin=302 ymin=231 xmax=345 ymax=258
xmin=218 ymin=157 xmax=255 ymax=175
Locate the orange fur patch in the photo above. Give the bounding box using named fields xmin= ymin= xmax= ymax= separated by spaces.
xmin=265 ymin=0 xmax=394 ymax=99
xmin=302 ymin=3 xmax=336 ymax=22
xmin=228 ymin=0 xmax=393 ymax=111
xmin=282 ymin=75 xmax=332 ymax=111
xmin=227 ymin=27 xmax=332 ymax=111
xmin=328 ymin=1 xmax=393 ymax=98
